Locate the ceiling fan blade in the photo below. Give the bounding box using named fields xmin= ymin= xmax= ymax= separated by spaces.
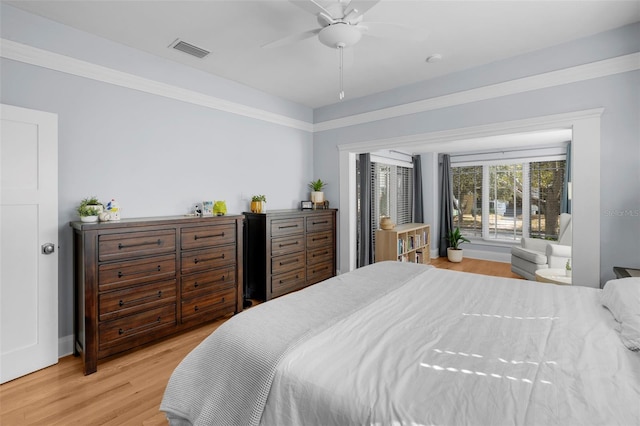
xmin=358 ymin=22 xmax=426 ymax=42
xmin=262 ymin=28 xmax=321 ymax=48
xmin=343 ymin=0 xmax=381 ymax=20
xmin=289 ymin=0 xmax=334 ymax=18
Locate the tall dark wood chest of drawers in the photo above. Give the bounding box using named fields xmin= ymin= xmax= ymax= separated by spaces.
xmin=244 ymin=209 xmax=337 ymax=301
xmin=71 ymin=215 xmax=244 ymax=375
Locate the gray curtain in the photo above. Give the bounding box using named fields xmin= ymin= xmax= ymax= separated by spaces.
xmin=412 ymin=155 xmax=424 ymax=223
xmin=561 ymin=142 xmax=572 ymax=214
xmin=358 ymin=153 xmax=373 ymax=267
xmin=439 ymin=154 xmax=454 ymax=257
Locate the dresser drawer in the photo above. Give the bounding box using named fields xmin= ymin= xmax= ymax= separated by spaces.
xmin=181 ymin=245 xmax=235 ymax=274
xmin=98 ymin=229 xmax=175 ymax=262
xmin=307 ymin=230 xmax=333 ymax=250
xmin=181 ymin=266 xmax=235 ymax=297
xmin=181 ymin=224 xmax=236 ymax=250
xmin=270 ymin=218 xmax=304 ymax=237
xmin=306 ymin=214 xmax=333 ymax=233
xmin=98 ymin=304 xmax=176 ymax=350
xmin=98 ymin=254 xmax=176 ymax=292
xmin=99 ymin=279 xmax=177 ymax=321
xmin=271 ymin=252 xmax=305 ymax=276
xmin=181 ymin=287 xmax=236 ymax=321
xmin=271 ymin=235 xmax=304 ymax=257
xmin=307 ymin=246 xmax=333 ymax=266
xmin=307 ymin=261 xmax=334 ymax=285
xmin=271 ymin=268 xmax=306 ymax=298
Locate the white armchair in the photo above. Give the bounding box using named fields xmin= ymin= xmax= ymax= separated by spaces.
xmin=511 ymin=213 xmax=572 ymax=280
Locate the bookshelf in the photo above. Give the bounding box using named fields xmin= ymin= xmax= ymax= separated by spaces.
xmin=375 ymin=223 xmax=431 ymax=264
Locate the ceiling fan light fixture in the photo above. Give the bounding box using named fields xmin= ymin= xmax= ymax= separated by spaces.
xmin=318 ymin=23 xmax=362 ymax=48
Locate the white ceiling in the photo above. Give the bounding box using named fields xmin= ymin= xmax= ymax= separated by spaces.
xmin=7 ymin=0 xmax=640 ymax=109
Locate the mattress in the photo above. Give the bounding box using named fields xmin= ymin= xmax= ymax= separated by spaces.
xmin=162 ymin=261 xmax=640 ymax=425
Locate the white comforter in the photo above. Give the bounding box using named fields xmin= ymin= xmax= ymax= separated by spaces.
xmin=260 ymin=265 xmax=640 ymax=426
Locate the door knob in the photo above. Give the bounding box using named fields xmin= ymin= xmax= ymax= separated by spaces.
xmin=41 ymin=243 xmax=55 ymax=255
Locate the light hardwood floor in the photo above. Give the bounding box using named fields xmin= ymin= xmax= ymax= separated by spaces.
xmin=0 ymin=257 xmax=520 ymax=425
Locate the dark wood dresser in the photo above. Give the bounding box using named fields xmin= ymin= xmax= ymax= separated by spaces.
xmin=244 ymin=209 xmax=337 ymax=301
xmin=71 ymin=215 xmax=244 ymax=375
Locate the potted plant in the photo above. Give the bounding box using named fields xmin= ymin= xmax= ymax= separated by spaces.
xmin=250 ymin=195 xmax=266 ymax=213
xmin=308 ymin=179 xmax=327 ymax=203
xmin=446 ymin=227 xmax=470 ymax=262
xmin=565 ymin=259 xmax=572 ymax=277
xmin=77 ymin=196 xmax=103 ymax=223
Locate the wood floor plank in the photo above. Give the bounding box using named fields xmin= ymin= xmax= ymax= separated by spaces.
xmin=1 ymin=259 xmax=521 ymax=425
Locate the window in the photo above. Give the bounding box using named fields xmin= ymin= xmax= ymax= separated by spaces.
xmin=452 ymin=155 xmax=566 ymax=242
xmin=356 ymin=154 xmax=414 ymax=264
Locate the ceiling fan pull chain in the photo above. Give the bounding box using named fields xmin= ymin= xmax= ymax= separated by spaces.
xmin=338 ymin=43 xmax=345 ymax=101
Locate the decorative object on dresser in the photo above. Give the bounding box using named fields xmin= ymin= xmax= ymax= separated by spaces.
xmin=71 ymin=214 xmax=244 ymax=375
xmin=250 ymin=195 xmax=266 ymax=213
xmin=375 ymin=223 xmax=430 ymax=264
xmin=244 ymin=209 xmax=337 ymax=301
xmin=308 ymin=179 xmax=327 ymax=205
xmin=213 ymin=200 xmax=227 ymax=216
xmin=76 ymin=196 xmax=103 ymax=223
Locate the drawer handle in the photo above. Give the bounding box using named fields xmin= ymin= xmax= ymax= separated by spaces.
xmin=194 ymin=282 xmax=199 ymax=288
xmin=312 ymin=220 xmax=329 ymax=225
xmin=279 ymin=241 xmax=299 ymax=248
xmin=194 ymin=305 xmax=199 ymax=312
xmin=117 ymin=265 xmax=161 ymax=278
xmin=118 ymin=239 xmax=162 ymax=250
xmin=313 ymin=251 xmax=330 ymax=257
xmin=118 ymin=316 xmax=161 ymax=335
xmin=194 ymin=232 xmax=224 ymax=240
xmin=279 ymin=259 xmax=299 ymax=266
xmin=312 ymin=236 xmax=329 ymax=242
xmin=313 ymin=266 xmax=330 ymax=273
xmin=278 ymin=224 xmax=298 ymax=229
xmin=279 ymin=274 xmax=300 ymax=284
xmin=194 ymin=254 xmax=225 ymax=264
xmin=118 ymin=290 xmax=164 ymax=308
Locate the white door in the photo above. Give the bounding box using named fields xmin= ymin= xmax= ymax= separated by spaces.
xmin=1 ymin=104 xmax=58 ymax=383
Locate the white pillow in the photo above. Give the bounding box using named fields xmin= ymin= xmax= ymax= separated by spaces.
xmin=601 ymin=277 xmax=640 ymax=351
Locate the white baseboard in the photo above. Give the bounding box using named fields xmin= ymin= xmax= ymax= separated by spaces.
xmin=431 ymin=248 xmax=511 ymax=264
xmin=58 ymin=334 xmax=74 ymax=358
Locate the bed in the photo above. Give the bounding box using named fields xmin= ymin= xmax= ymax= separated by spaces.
xmin=161 ymin=261 xmax=640 ymax=425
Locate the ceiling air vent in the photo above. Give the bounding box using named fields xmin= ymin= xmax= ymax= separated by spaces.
xmin=169 ymin=39 xmax=210 ymax=59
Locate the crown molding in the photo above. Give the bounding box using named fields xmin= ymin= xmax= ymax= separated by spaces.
xmin=0 ymin=38 xmax=314 ymax=132
xmin=2 ymin=38 xmax=635 ymax=135
xmin=316 ymin=53 xmax=639 ymax=132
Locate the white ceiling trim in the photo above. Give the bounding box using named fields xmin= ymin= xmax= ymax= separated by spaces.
xmin=0 ymin=38 xmax=314 ymax=132
xmin=315 ymin=53 xmax=639 ymax=132
xmin=1 ymin=38 xmax=636 ymax=136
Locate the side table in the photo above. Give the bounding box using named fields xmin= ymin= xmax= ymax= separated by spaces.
xmin=535 ymin=268 xmax=572 ymax=285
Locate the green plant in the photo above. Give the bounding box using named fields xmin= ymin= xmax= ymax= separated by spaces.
xmin=308 ymin=179 xmax=327 ymax=192
xmin=251 ymin=195 xmax=266 ymax=202
xmin=77 ymin=196 xmax=102 ymax=217
xmin=447 ymin=227 xmax=470 ymax=250
xmin=565 ymin=259 xmax=571 ymax=271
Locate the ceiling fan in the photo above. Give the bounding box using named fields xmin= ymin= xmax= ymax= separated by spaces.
xmin=264 ymin=0 xmax=420 ymax=100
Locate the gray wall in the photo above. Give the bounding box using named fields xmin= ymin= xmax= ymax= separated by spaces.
xmin=1 ymin=4 xmax=315 ymax=348
xmin=314 ymin=22 xmax=640 ymax=283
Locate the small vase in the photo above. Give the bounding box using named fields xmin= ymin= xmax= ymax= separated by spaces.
xmin=566 ymin=269 xmax=572 ymax=277
xmin=380 ymin=217 xmax=395 ymax=230
xmin=80 ymin=215 xmax=98 ymax=223
xmin=250 ymin=201 xmax=264 ymax=213
xmin=311 ymin=191 xmax=324 ymax=203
